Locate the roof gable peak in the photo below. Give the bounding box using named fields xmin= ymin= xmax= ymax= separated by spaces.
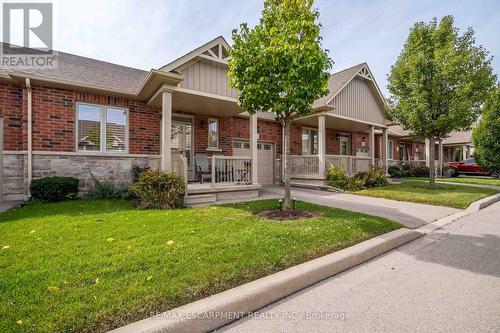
xmin=160 ymin=36 xmax=231 ymax=73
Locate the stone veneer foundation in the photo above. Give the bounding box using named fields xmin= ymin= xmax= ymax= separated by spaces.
xmin=1 ymin=152 xmax=158 ymax=201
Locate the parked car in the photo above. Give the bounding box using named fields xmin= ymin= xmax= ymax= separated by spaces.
xmin=447 ymin=158 xmax=495 ymax=177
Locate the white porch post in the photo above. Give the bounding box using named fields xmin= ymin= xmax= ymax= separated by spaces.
xmin=382 ymin=128 xmax=388 ymax=172
xmin=462 ymin=145 xmax=467 ymax=160
xmin=369 ymin=125 xmax=375 ymax=167
xmin=161 ymin=90 xmax=172 ymax=172
xmin=250 ymin=113 xmax=259 ymax=184
xmin=318 ymin=115 xmax=326 ymax=176
xmin=425 ymin=138 xmax=430 ymax=167
xmin=438 ymin=139 xmax=444 ymax=176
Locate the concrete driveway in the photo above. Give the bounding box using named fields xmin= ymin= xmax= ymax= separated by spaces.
xmin=220 ymin=201 xmax=500 ymax=333
xmin=260 ymin=186 xmax=460 ymax=229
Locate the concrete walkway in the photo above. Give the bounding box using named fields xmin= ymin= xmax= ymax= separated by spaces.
xmin=260 ymin=186 xmax=460 ymax=229
xmin=221 ymin=201 xmax=500 ymax=333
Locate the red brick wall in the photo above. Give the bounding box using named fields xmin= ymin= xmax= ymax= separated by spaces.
xmin=0 ymin=84 xmax=24 ymax=150
xmin=0 ymin=83 xmax=162 ymax=154
xmin=230 ymin=117 xmax=282 ymax=155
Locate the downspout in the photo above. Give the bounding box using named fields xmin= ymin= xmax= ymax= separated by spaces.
xmin=26 ymin=78 xmax=32 ymax=194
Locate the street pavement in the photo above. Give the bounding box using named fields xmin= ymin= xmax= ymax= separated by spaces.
xmin=220 ymin=201 xmax=500 ymax=333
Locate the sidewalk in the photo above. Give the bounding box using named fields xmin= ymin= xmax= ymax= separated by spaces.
xmin=260 ymin=186 xmax=460 ymax=229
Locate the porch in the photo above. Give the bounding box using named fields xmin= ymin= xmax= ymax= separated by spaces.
xmin=277 ymin=111 xmax=390 ymax=186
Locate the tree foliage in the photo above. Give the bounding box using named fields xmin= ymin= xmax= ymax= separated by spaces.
xmin=387 ymin=16 xmax=496 ymax=184
xmin=228 ymin=0 xmax=332 ymax=209
xmin=228 ymin=0 xmax=332 ymax=121
xmin=473 ymin=86 xmax=500 ymax=174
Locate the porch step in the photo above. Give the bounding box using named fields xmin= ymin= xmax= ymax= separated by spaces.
xmin=185 ymin=194 xmax=217 ymax=206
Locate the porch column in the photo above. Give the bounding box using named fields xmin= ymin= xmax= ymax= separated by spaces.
xmin=438 ymin=139 xmax=444 ymax=176
xmin=425 ymin=138 xmax=430 ymax=167
xmin=369 ymin=125 xmax=375 ymax=167
xmin=382 ymin=128 xmax=388 ymax=172
xmin=250 ymin=113 xmax=258 ymax=184
xmin=318 ymin=115 xmax=326 ymax=176
xmin=161 ymin=90 xmax=172 ymax=172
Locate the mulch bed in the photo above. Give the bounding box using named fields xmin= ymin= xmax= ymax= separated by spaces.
xmin=256 ymin=209 xmax=321 ymax=221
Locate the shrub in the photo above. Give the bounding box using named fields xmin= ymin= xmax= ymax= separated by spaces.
xmin=354 ymin=168 xmax=388 ymax=188
xmin=387 ymin=164 xmax=429 ymax=178
xmin=346 ymin=177 xmax=365 ymax=191
xmin=29 ymin=176 xmax=79 ymax=202
xmin=327 ymin=165 xmax=349 ymax=189
xmin=132 ymin=169 xmax=186 ymax=209
xmin=388 ymin=165 xmax=402 ymax=178
xmin=413 ymin=165 xmax=430 ymax=177
xmin=131 ymin=165 xmax=150 ymax=183
xmin=83 ymin=173 xmax=132 ymax=200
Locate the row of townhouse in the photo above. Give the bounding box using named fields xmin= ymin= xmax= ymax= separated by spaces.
xmin=0 ymin=37 xmax=473 ymax=203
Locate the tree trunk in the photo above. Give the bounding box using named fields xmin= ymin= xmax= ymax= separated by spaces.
xmin=283 ymin=120 xmax=292 ymax=210
xmin=429 ymin=137 xmax=436 ymax=187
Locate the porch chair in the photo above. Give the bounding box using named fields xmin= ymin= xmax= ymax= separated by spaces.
xmin=195 ymin=153 xmax=211 ymax=184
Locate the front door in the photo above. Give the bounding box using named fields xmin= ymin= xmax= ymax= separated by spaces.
xmin=171 ymin=117 xmax=193 ymax=180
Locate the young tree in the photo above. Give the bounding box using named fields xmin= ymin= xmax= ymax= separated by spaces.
xmin=473 ymin=86 xmax=500 ymax=175
xmin=387 ymin=16 xmax=496 ymax=185
xmin=228 ymin=0 xmax=332 ymax=210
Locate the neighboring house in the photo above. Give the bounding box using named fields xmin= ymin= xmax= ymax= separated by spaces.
xmin=0 ymin=36 xmax=409 ymax=203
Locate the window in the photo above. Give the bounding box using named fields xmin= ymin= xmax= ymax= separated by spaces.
xmin=77 ymin=103 xmax=128 ymax=153
xmin=208 ymin=119 xmax=219 ymax=149
xmin=340 ymin=136 xmax=350 ymax=156
xmin=388 ymin=140 xmax=394 ymax=159
xmin=302 ymin=128 xmax=318 ymax=155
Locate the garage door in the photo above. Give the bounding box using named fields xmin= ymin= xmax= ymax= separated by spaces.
xmin=233 ymin=140 xmax=275 ymax=185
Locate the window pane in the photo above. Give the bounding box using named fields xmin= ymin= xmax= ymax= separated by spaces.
xmin=208 ymin=119 xmax=218 ymax=148
xmin=106 ymin=108 xmax=126 ymax=152
xmin=388 ymin=141 xmax=394 ymax=159
xmin=311 ymin=130 xmax=318 ymax=155
xmin=78 ymin=104 xmax=101 ymax=151
xmin=302 ymin=129 xmax=310 ymax=155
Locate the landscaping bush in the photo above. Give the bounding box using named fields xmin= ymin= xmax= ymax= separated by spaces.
xmin=132 ymin=169 xmax=186 ymax=209
xmin=83 ymin=173 xmax=132 ymax=200
xmin=29 ymin=176 xmax=79 ymax=202
xmin=346 ymin=177 xmax=366 ymax=191
xmin=387 ymin=164 xmax=429 ymax=178
xmin=354 ymin=168 xmax=389 ymax=188
xmin=326 ymin=165 xmax=349 ymax=189
xmin=131 ymin=165 xmax=150 ymax=183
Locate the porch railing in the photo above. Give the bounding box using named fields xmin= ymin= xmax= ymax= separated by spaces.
xmin=388 ymin=159 xmax=426 ymax=167
xmin=325 ymin=155 xmax=372 ymax=175
xmin=211 ymin=156 xmax=252 ymax=186
xmin=290 ymin=155 xmax=319 ymax=175
xmin=172 ymin=151 xmax=188 ymax=183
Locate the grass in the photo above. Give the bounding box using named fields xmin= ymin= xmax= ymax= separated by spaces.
xmin=0 ymin=199 xmax=401 ymax=332
xmin=405 ymin=176 xmax=500 ymax=187
xmin=353 ymin=181 xmax=498 ymax=209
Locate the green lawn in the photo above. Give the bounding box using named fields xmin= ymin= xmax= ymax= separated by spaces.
xmin=0 ymin=199 xmax=401 ymax=332
xmin=406 ymin=177 xmax=500 ymax=187
xmin=354 ymin=182 xmax=498 ymax=209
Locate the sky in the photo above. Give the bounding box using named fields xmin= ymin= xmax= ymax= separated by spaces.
xmin=10 ymin=0 xmax=500 ymax=96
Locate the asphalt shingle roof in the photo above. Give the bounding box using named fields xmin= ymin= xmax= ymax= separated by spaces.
xmin=1 ymin=42 xmax=148 ymax=93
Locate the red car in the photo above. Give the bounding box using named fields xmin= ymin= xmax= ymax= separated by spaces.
xmin=447 ymin=158 xmax=492 ymax=177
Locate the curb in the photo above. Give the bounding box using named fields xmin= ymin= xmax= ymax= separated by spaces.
xmin=417 ymin=193 xmax=500 ymax=234
xmin=110 ymin=228 xmax=422 ymax=333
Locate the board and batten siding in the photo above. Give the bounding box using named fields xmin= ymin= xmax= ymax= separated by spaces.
xmin=179 ymin=58 xmax=239 ymax=99
xmin=330 ymin=77 xmax=386 ymax=125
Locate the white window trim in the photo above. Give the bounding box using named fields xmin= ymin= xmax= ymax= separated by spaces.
xmin=75 ymin=102 xmax=129 ymax=153
xmin=302 ymin=127 xmax=318 ymax=155
xmin=388 ymin=140 xmax=394 ymax=160
xmin=339 ymin=136 xmax=350 ymax=156
xmin=207 ymin=118 xmax=219 ymax=150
